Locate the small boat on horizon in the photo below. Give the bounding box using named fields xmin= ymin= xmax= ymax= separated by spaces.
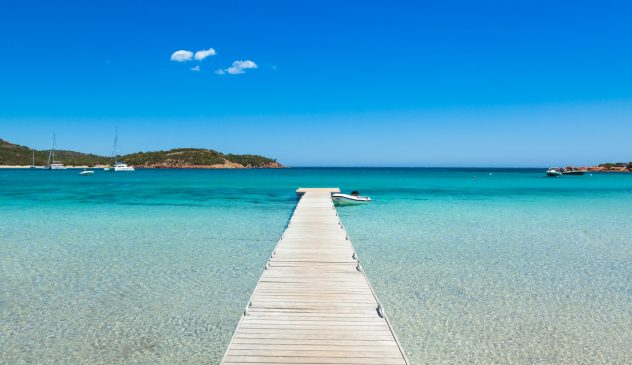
xmin=546 ymin=168 xmax=563 ymax=177
xmin=43 ymin=133 xmax=67 ymax=170
xmin=110 ymin=128 xmax=135 ymax=172
xmin=114 ymin=162 xmax=134 ymax=172
xmin=333 ymin=191 xmax=371 ymax=205
xmin=546 ymin=167 xmax=587 ymax=177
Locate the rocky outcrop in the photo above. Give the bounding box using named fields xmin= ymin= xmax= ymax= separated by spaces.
xmin=586 ymin=165 xmax=631 ymax=172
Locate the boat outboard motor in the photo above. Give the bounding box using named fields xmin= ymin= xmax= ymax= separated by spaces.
xmin=350 ymin=191 xmax=360 ymax=196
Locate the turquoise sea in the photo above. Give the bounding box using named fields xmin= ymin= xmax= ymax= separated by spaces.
xmin=1 ymin=168 xmax=631 ymax=364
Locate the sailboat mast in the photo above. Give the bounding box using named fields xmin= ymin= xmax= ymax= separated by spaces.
xmin=47 ymin=133 xmax=55 ymax=165
xmin=114 ymin=127 xmax=118 ymax=164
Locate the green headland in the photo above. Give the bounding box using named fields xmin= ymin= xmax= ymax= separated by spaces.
xmin=0 ymin=138 xmax=283 ymax=168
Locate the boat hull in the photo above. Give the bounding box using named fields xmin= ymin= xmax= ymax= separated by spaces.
xmin=113 ymin=162 xmax=135 ymax=172
xmin=561 ymin=171 xmax=586 ymax=176
xmin=332 ymin=193 xmax=371 ymax=205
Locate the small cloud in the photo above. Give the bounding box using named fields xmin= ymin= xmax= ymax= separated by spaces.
xmin=216 ymin=60 xmax=258 ymax=75
xmin=194 ymin=48 xmax=216 ymax=61
xmin=190 ymin=65 xmax=200 ymax=72
xmin=170 ymin=50 xmax=193 ymax=62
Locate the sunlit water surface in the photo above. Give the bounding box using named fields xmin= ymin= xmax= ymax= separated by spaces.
xmin=1 ymin=168 xmax=631 ymax=364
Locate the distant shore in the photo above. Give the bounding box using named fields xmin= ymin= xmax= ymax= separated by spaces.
xmin=0 ymin=164 xmax=284 ymax=169
xmin=0 ymin=165 xmax=97 ymax=169
xmin=1 ymin=138 xmax=284 ymax=168
xmin=1 ymin=164 xmax=629 ymax=171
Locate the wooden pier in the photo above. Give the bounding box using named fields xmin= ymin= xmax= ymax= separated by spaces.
xmin=221 ymin=188 xmax=409 ymax=365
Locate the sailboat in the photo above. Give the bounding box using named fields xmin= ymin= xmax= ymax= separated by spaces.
xmin=30 ymin=149 xmax=36 ymax=168
xmin=43 ymin=133 xmax=67 ymax=170
xmin=112 ymin=128 xmax=134 ymax=172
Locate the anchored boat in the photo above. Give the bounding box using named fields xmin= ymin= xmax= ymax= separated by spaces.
xmin=114 ymin=162 xmax=134 ymax=172
xmin=111 ymin=128 xmax=135 ymax=172
xmin=561 ymin=169 xmax=587 ymax=176
xmin=546 ymin=168 xmax=563 ymax=177
xmin=546 ymin=167 xmax=587 ymax=177
xmin=332 ymin=191 xmax=371 ymax=205
xmin=30 ymin=149 xmax=36 ymax=169
xmin=43 ymin=133 xmax=67 ymax=170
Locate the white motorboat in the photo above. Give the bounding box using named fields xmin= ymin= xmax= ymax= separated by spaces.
xmin=332 ymin=191 xmax=371 ymax=205
xmin=79 ymin=170 xmax=95 ymax=176
xmin=547 ymin=167 xmax=587 ymax=177
xmin=43 ymin=133 xmax=67 ymax=170
xmin=546 ymin=168 xmax=563 ymax=177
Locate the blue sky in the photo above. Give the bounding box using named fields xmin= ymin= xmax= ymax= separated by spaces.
xmin=1 ymin=0 xmax=631 ymax=166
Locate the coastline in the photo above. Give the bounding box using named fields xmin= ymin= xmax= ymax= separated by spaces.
xmin=586 ymin=167 xmax=632 ymax=173
xmin=3 ymin=164 xmax=629 ymax=171
xmin=1 ymin=138 xmax=284 ymax=169
xmin=0 ymin=164 xmax=285 ymax=169
xmin=0 ymin=165 xmax=98 ymax=169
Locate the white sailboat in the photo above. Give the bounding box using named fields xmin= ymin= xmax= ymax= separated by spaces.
xmin=112 ymin=128 xmax=134 ymax=172
xmin=44 ymin=133 xmax=67 ymax=170
xmin=114 ymin=162 xmax=134 ymax=172
xmin=30 ymin=149 xmax=36 ymax=168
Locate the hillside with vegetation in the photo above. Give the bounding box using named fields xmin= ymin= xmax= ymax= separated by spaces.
xmin=0 ymin=138 xmax=283 ymax=168
xmin=0 ymin=139 xmax=109 ymax=166
xmin=123 ymin=148 xmax=282 ymax=168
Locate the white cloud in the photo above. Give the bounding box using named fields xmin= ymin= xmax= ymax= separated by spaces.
xmin=170 ymin=50 xmax=193 ymax=62
xmin=216 ymin=60 xmax=258 ymax=75
xmin=194 ymin=48 xmax=216 ymax=61
xmin=190 ymin=65 xmax=200 ymax=72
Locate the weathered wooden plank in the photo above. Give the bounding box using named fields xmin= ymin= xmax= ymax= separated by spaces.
xmin=244 ymin=311 xmax=381 ymax=317
xmin=231 ymin=338 xmax=400 ymax=346
xmin=224 ymin=356 xmax=406 ymax=364
xmin=243 ymin=316 xmax=384 ymax=327
xmin=226 ymin=349 xmax=403 ymax=357
xmin=226 ymin=348 xmax=404 ymax=358
xmin=233 ymin=333 xmax=397 ymax=341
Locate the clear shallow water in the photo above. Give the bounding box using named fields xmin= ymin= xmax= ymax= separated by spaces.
xmin=1 ymin=168 xmax=631 ymax=364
